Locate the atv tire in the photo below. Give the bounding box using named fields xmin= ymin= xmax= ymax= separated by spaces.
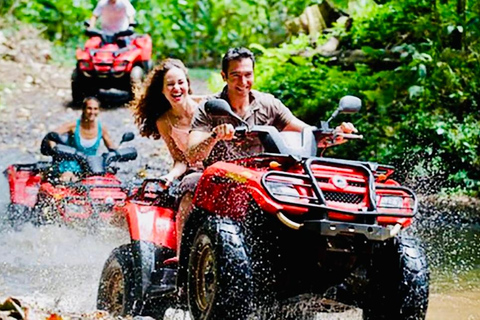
xmin=32 ymin=194 xmax=58 ymax=226
xmin=5 ymin=204 xmax=31 ymax=229
xmin=97 ymin=244 xmax=138 ymax=316
xmin=71 ymin=68 xmax=96 ymax=105
xmin=187 ymin=217 xmax=254 ymax=319
xmin=129 ymin=65 xmax=144 ymax=98
xmin=362 ymin=235 xmax=429 ymax=320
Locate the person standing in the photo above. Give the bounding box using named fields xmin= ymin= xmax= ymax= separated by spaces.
xmin=89 ymin=0 xmax=136 ymax=35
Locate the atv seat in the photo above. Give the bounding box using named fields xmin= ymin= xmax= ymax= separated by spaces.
xmin=85 ymin=28 xmax=135 ymax=47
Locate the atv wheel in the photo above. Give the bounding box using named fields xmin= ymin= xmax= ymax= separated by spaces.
xmin=5 ymin=204 xmax=31 ymax=229
xmin=71 ymin=69 xmax=85 ymax=104
xmin=32 ymin=195 xmax=58 ymax=226
xmin=187 ymin=217 xmax=254 ymax=319
xmin=129 ymin=66 xmax=144 ymax=98
xmin=362 ymin=235 xmax=429 ymax=320
xmin=97 ymin=244 xmax=138 ymax=316
xmin=71 ymin=68 xmax=97 ymax=105
xmin=97 ymin=244 xmax=171 ymax=319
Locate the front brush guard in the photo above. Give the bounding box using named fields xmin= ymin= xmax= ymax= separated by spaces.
xmin=262 ymin=156 xmax=418 ymax=227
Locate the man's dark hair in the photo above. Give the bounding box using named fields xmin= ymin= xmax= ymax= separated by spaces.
xmin=221 ymin=47 xmax=255 ymax=75
xmin=82 ymin=96 xmax=101 ymax=109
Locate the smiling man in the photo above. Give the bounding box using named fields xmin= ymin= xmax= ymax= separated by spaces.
xmin=186 ymin=47 xmax=314 ymax=166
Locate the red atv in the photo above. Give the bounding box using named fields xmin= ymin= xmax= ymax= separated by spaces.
xmin=71 ymin=22 xmax=152 ymax=104
xmin=4 ymin=132 xmax=138 ymax=227
xmin=97 ymin=97 xmax=429 ymax=319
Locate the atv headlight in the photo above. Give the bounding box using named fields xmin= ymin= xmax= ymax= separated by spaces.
xmin=64 ymin=202 xmax=86 ymax=214
xmin=114 ymin=60 xmax=129 ymax=71
xmin=377 ymin=195 xmax=404 ymax=208
xmin=79 ymin=60 xmax=93 ymax=71
xmin=265 ymin=181 xmax=300 ymax=199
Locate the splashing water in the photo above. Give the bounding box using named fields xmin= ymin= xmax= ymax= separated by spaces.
xmin=0 ymin=222 xmax=130 ymax=313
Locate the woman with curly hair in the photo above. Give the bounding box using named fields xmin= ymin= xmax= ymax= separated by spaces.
xmin=131 ymin=58 xmax=203 ymax=186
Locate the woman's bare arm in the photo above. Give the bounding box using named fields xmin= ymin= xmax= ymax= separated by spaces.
xmin=157 ymin=118 xmax=187 ymax=164
xmin=157 ymin=119 xmax=189 ymax=183
xmin=101 ymin=126 xmax=117 ymax=150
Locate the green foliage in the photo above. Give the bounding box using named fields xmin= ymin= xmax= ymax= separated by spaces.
xmin=2 ymin=0 xmax=317 ymax=66
xmin=3 ymin=0 xmax=479 ymax=195
xmin=10 ymin=0 xmax=93 ymax=41
xmin=254 ymin=0 xmax=480 ymax=196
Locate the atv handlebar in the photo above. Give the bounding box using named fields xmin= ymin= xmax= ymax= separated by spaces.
xmin=337 ymin=133 xmax=363 ymax=140
xmin=85 ymin=27 xmax=134 ymax=41
xmin=41 ymin=132 xmax=137 ymax=174
xmin=104 ymin=147 xmax=138 ymax=166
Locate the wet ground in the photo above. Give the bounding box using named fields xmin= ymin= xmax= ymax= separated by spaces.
xmin=0 ymin=32 xmax=479 ymax=319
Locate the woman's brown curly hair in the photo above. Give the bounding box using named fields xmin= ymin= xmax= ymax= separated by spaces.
xmin=131 ymin=58 xmax=192 ymax=139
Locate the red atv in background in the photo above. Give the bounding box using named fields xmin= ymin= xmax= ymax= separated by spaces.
xmin=97 ymin=97 xmax=429 ymax=320
xmin=72 ymin=22 xmax=153 ymax=104
xmin=3 ymin=132 xmax=138 ymax=227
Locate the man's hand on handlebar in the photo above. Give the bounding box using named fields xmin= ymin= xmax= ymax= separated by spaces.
xmin=332 ymin=122 xmax=361 ymax=144
xmin=317 ymin=122 xmax=361 ymax=148
xmin=211 ymin=124 xmax=235 ymax=141
xmin=337 ymin=122 xmax=357 ymax=134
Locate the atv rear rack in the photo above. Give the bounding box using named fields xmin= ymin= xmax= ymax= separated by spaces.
xmin=64 ymin=182 xmax=132 ymax=192
xmin=261 ymin=157 xmax=417 ymax=219
xmin=4 ymin=162 xmax=51 ymax=174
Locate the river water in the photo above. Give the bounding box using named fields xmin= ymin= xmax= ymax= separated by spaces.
xmin=1 ymin=182 xmax=479 ymax=319
xmin=0 ymin=109 xmax=478 ymax=319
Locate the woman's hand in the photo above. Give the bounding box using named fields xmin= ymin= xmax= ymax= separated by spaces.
xmin=212 ymin=124 xmax=235 ymax=141
xmin=159 ymin=173 xmax=176 ymax=188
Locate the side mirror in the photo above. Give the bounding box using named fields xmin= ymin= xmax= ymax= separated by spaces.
xmin=327 ymin=95 xmax=362 ymax=123
xmin=204 ymin=99 xmax=249 ymax=127
xmin=338 ymin=95 xmax=362 ymax=114
xmin=46 ymin=132 xmax=62 ymax=144
xmin=120 ymin=132 xmax=135 ymax=144
xmin=205 ymin=99 xmax=234 ymax=116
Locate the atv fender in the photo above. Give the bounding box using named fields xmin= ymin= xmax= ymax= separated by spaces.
xmin=5 ymin=164 xmax=41 ymax=208
xmin=193 ymin=164 xmax=308 ymax=218
xmin=122 ymin=201 xmax=177 ymax=250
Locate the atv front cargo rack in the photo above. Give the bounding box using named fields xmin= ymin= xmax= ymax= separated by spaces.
xmin=261 ymin=157 xmax=418 ymax=219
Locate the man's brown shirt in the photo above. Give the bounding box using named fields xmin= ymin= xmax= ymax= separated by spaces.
xmin=191 ymin=86 xmax=295 ymax=166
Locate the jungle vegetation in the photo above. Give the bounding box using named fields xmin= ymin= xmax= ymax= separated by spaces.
xmin=0 ymin=0 xmax=478 ymax=196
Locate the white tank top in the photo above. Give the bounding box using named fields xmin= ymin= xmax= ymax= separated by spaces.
xmin=80 ymin=135 xmax=97 ymax=148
